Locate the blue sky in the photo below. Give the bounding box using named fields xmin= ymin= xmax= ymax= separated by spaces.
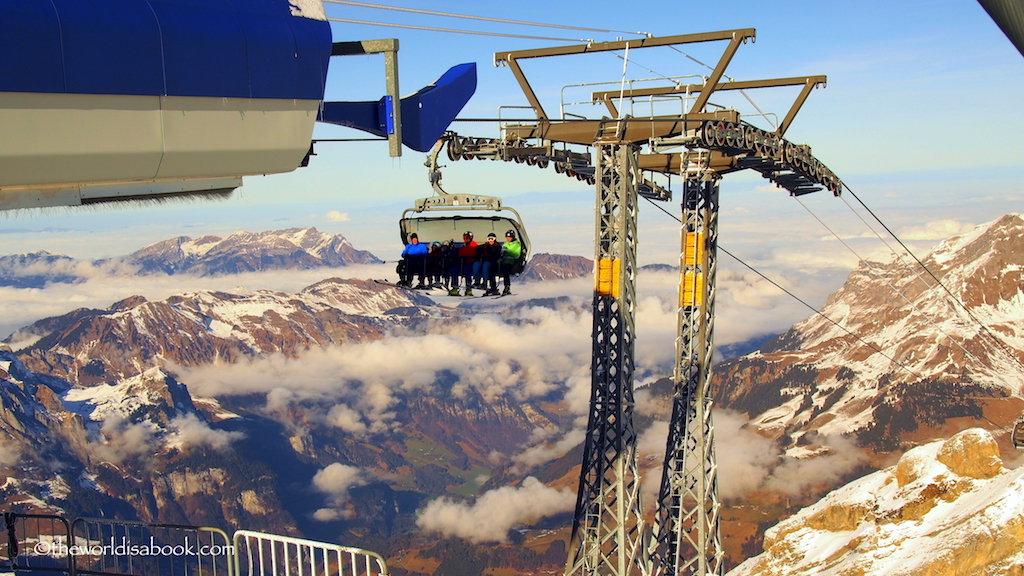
xmin=3 ymin=0 xmax=1023 ymax=305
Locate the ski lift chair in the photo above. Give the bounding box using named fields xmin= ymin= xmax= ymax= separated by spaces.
xmin=399 ymin=194 xmax=530 ymax=255
xmin=400 ymin=135 xmax=531 ymax=256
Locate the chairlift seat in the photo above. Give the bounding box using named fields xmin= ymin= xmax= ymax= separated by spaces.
xmin=400 ymin=214 xmax=530 ymax=257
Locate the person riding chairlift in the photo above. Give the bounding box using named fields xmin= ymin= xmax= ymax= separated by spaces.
xmin=449 ymin=231 xmax=479 ymax=296
xmin=399 ymin=233 xmax=429 ymax=288
xmin=478 ymin=232 xmax=502 ymax=296
xmin=499 ymin=229 xmax=523 ymax=295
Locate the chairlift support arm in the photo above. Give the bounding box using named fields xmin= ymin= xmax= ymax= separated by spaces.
xmin=412 ymin=134 xmax=531 ymax=251
xmin=330 ymin=39 xmax=403 ymax=157
xmin=420 ymin=134 xmax=503 ymax=210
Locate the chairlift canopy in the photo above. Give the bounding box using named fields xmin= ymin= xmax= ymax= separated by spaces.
xmin=400 ymin=212 xmax=530 ymax=255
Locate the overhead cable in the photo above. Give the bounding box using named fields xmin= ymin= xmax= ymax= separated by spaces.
xmin=667 ymin=46 xmax=777 ymax=129
xmin=838 ymin=194 xmax=936 ymax=292
xmin=794 ymin=196 xmax=1004 ymax=387
xmin=325 ymin=17 xmax=585 ymax=42
xmin=841 ymin=182 xmax=1024 ymax=378
xmin=323 ymin=0 xmax=648 ymax=36
xmin=641 ymin=196 xmax=925 ymax=382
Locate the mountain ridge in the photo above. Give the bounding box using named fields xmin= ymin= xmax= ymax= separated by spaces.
xmin=1 ymin=214 xmax=1023 ymax=575
xmin=715 ymin=213 xmax=1024 ymax=453
xmin=729 ymin=428 xmax=1024 ymax=576
xmin=0 ymin=227 xmax=382 ymax=288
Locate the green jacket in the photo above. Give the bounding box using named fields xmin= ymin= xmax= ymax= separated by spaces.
xmin=500 ymin=240 xmax=522 ymax=264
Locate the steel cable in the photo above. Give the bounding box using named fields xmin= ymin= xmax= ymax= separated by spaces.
xmin=323 ymin=0 xmax=649 ymax=36
xmin=641 ymin=195 xmax=926 ymax=381
xmin=839 ymin=183 xmax=1024 ymax=379
xmin=324 ymin=17 xmax=586 ymax=42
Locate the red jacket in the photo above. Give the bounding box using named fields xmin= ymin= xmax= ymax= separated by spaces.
xmin=458 ymin=241 xmax=478 ymax=262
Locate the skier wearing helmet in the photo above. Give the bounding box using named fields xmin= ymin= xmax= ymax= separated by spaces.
xmin=449 ymin=231 xmax=479 ymax=296
xmin=498 ymin=229 xmax=523 ymax=295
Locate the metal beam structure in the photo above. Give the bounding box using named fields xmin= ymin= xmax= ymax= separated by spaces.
xmin=590 ymin=75 xmax=826 ymax=137
xmin=437 ymin=30 xmax=841 ymax=576
xmin=331 ymin=39 xmax=402 ymax=157
xmin=565 ymin=142 xmax=647 ymax=576
xmin=650 ymin=169 xmax=723 ymax=576
xmin=494 ymin=29 xmax=755 ymax=122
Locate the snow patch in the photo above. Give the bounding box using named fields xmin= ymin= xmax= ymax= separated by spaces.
xmin=289 ymin=0 xmax=327 ymax=20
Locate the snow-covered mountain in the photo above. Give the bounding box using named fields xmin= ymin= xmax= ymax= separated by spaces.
xmin=729 ymin=428 xmax=1024 ymax=576
xmin=0 ymin=228 xmax=381 ymax=288
xmin=0 ymin=348 xmax=286 ymax=527
xmin=0 ymin=251 xmax=84 ymax=288
xmin=3 ymin=214 xmax=1023 ymax=575
xmin=520 ymin=253 xmax=593 ymax=282
xmin=122 ymin=227 xmax=381 ymax=275
xmin=716 ymin=213 xmax=1024 ymax=452
xmin=8 ymin=278 xmax=435 ymax=385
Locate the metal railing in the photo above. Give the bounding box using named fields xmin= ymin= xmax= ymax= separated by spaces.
xmin=4 ymin=512 xmax=73 ymax=575
xmin=70 ymin=517 xmax=232 ymax=576
xmin=233 ymin=531 xmax=388 ymax=576
xmin=3 ymin=513 xmax=386 ymax=576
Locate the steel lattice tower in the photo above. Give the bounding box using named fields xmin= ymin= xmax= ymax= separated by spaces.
xmin=564 ymin=142 xmax=648 ymax=576
xmin=651 ymin=172 xmax=723 ymax=576
xmin=453 ymin=31 xmax=839 ymax=576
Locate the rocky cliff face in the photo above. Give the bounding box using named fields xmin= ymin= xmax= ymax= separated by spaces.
xmin=729 ymin=428 xmax=1024 ymax=576
xmin=520 ymin=254 xmax=593 ymax=282
xmin=0 ymin=347 xmax=295 ymax=531
xmin=715 ymin=214 xmax=1024 ymax=452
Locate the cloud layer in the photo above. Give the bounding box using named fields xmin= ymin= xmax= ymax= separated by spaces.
xmin=416 ymin=476 xmax=574 ymax=543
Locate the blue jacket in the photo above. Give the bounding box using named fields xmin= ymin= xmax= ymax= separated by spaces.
xmin=402 ymin=242 xmax=429 ymax=258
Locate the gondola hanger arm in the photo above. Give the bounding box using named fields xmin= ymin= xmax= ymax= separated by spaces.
xmin=418 ymin=134 xmax=502 ymax=211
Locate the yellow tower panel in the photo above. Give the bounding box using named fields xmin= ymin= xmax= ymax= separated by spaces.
xmin=680 ymin=271 xmax=704 ymax=307
xmin=684 ymin=232 xmax=704 ymax=266
xmin=596 ymin=258 xmax=621 ymax=297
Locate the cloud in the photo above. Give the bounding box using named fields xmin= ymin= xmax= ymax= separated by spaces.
xmin=324 ymin=211 xmax=350 ymax=222
xmin=314 ymin=463 xmax=367 ymax=499
xmin=755 ymin=183 xmax=785 ymax=194
xmin=416 ymin=477 xmax=574 ymax=543
xmin=714 ymin=411 xmax=781 ymax=499
xmin=635 ymin=411 xmax=869 ymax=501
xmin=0 ymin=436 xmax=22 ymax=466
xmin=637 ymin=420 xmax=670 ymax=510
xmin=510 ymin=427 xmax=585 ymax=473
xmin=168 ymin=414 xmax=244 ymax=451
xmin=632 ymin=267 xmax=831 ymax=360
xmin=764 ymin=434 xmax=868 ymax=496
xmin=898 ymin=219 xmax=975 ymax=241
xmin=177 ymin=302 xmax=596 ymax=434
xmin=311 ymin=463 xmax=368 ymax=520
xmin=313 ymin=508 xmax=348 ymax=521
xmin=85 ymin=415 xmax=159 ymax=464
xmin=1 ymin=257 xmax=139 ymax=281
xmin=325 ymin=403 xmax=369 ymax=436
